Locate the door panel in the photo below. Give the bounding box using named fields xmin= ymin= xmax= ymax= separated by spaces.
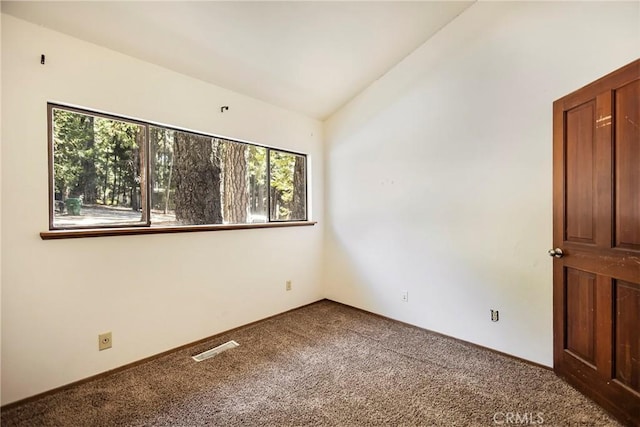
xmin=553 ymin=59 xmax=640 ymax=427
xmin=615 ymin=280 xmax=640 ymax=394
xmin=615 ymin=79 xmax=640 ymax=250
xmin=565 ymin=101 xmax=596 ymax=244
xmin=565 ymin=268 xmax=596 ymax=364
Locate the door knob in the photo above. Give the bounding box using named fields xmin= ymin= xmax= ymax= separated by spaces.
xmin=548 ymin=248 xmax=564 ymax=258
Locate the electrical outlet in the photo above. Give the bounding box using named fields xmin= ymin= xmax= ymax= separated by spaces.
xmin=401 ymin=290 xmax=409 ymax=303
xmin=99 ymin=332 xmax=112 ymax=351
xmin=286 ymin=280 xmax=292 ymax=291
xmin=491 ymin=310 xmax=499 ymax=322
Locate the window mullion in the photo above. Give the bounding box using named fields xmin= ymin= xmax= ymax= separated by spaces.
xmin=144 ymin=123 xmax=151 ymax=226
xmin=266 ymin=148 xmax=272 ymax=222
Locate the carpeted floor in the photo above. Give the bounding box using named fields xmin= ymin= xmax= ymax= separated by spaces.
xmin=1 ymin=300 xmax=621 ymax=426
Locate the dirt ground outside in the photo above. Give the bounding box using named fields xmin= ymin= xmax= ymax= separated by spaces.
xmin=53 ymin=205 xmax=179 ymax=227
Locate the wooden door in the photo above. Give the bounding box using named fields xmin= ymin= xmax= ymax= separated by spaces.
xmin=553 ymin=59 xmax=640 ymax=426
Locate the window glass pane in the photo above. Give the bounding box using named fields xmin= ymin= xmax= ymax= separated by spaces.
xmin=269 ymin=150 xmax=306 ymax=221
xmin=149 ymin=127 xmax=177 ymax=226
xmin=52 ymin=108 xmax=145 ymax=228
xmin=150 ymin=131 xmax=269 ymax=225
xmin=247 ymin=145 xmax=268 ymax=223
xmin=221 ymin=141 xmax=268 ymax=224
xmin=150 ymin=127 xmax=224 ymax=226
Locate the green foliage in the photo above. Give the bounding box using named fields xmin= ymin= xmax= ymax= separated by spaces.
xmin=248 ymin=145 xmax=266 ymax=185
xmin=52 ymin=108 xmax=142 ymax=208
xmin=52 ymin=110 xmax=90 ymax=198
xmin=269 ymin=150 xmax=304 ymax=220
xmin=270 ymin=151 xmax=295 ymax=206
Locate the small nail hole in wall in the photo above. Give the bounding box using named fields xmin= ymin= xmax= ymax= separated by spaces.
xmin=41 ymin=54 xmax=46 ymax=65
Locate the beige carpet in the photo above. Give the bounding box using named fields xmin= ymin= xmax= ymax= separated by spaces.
xmin=1 ymin=300 xmax=620 ymax=426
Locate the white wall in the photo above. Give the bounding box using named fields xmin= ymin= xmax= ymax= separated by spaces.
xmin=0 ymin=12 xmax=4 ymax=406
xmin=324 ymin=1 xmax=639 ymax=367
xmin=1 ymin=14 xmax=323 ymax=405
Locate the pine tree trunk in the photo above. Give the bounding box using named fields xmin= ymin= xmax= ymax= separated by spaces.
xmin=110 ymin=147 xmax=119 ymax=205
xmin=131 ymin=129 xmax=143 ymax=212
xmin=164 ymin=132 xmax=173 ymax=214
xmin=80 ymin=116 xmax=98 ymax=204
xmin=111 ymin=165 xmax=118 ymax=206
xmin=102 ymin=157 xmax=109 ymax=205
xmin=222 ymin=142 xmax=248 ymax=223
xmin=173 ymin=133 xmax=222 ymax=224
xmin=270 ymin=189 xmax=281 ymax=220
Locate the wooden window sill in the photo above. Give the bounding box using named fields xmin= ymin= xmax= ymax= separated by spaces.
xmin=40 ymin=221 xmax=317 ymax=240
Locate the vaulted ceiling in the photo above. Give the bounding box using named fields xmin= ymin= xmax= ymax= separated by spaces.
xmin=2 ymin=1 xmax=473 ymax=119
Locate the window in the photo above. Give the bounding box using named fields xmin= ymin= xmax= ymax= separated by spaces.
xmin=48 ymin=104 xmax=308 ymax=232
xmin=269 ymin=150 xmax=306 ymax=221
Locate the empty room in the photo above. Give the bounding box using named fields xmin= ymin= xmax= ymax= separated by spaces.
xmin=1 ymin=1 xmax=638 ymax=426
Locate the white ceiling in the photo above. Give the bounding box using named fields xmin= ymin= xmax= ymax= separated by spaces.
xmin=2 ymin=1 xmax=473 ymax=120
